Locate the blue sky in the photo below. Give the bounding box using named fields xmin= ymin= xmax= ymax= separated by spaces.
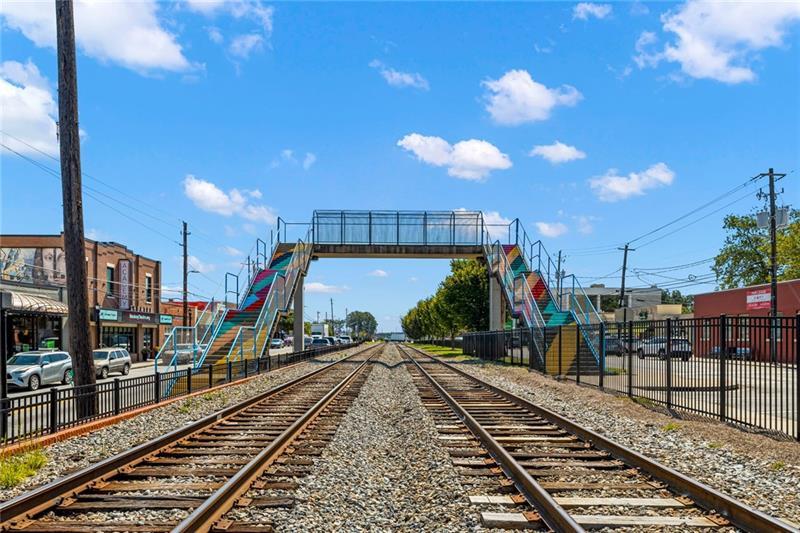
xmin=1 ymin=1 xmax=798 ymax=331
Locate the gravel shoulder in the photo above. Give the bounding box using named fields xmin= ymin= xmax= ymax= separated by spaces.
xmin=438 ymin=353 xmax=800 ymax=526
xmin=0 ymin=347 xmax=361 ymax=502
xmin=269 ymin=343 xmax=487 ymax=532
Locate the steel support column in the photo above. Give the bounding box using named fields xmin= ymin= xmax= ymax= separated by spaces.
xmin=489 ymin=274 xmax=502 ymax=331
xmin=293 ymin=273 xmax=305 ymax=352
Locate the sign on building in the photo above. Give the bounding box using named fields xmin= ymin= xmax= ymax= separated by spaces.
xmin=746 ymin=288 xmax=771 ymax=310
xmin=118 ymin=259 xmax=131 ymax=310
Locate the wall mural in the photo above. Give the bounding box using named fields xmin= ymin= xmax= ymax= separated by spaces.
xmin=0 ymin=248 xmax=67 ymax=286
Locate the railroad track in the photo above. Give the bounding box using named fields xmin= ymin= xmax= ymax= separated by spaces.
xmin=0 ymin=343 xmax=383 ymax=533
xmin=399 ymin=343 xmax=797 ymax=532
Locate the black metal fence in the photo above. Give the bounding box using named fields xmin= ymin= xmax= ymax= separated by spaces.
xmin=462 ymin=316 xmax=799 ymax=440
xmin=1 ymin=343 xmax=360 ymax=446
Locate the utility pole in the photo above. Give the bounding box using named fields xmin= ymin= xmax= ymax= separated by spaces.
xmin=330 ymin=298 xmax=335 ymax=335
xmin=345 ymin=307 xmax=348 ymax=334
xmin=618 ymin=244 xmax=634 ymax=324
xmin=316 ymin=311 xmax=320 ymax=323
xmin=182 ymin=221 xmax=190 ymax=326
xmin=56 ymin=0 xmax=96 ymax=415
xmin=756 ymin=168 xmax=787 ymax=362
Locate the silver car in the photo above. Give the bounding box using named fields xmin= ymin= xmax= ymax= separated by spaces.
xmin=93 ymin=348 xmax=132 ymax=379
xmin=6 ymin=351 xmax=73 ymax=391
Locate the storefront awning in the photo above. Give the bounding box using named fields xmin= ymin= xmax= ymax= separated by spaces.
xmin=2 ymin=291 xmax=68 ymax=315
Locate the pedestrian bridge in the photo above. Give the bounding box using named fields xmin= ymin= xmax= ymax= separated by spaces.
xmin=156 ymin=210 xmax=603 ymax=378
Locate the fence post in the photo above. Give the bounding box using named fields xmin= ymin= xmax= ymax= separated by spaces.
xmin=154 ymin=373 xmax=161 ymax=404
xmin=558 ymin=325 xmax=563 ymax=377
xmin=528 ymin=327 xmax=534 ymax=370
xmin=627 ymin=320 xmax=634 ymax=398
xmin=186 ymin=369 xmax=192 ymax=394
xmin=599 ymin=322 xmax=605 ymax=390
xmin=227 ymin=361 xmax=232 ymax=383
xmin=49 ymin=388 xmax=58 ymax=434
xmin=113 ymin=378 xmax=120 ymax=416
xmin=575 ymin=325 xmax=581 ymax=385
xmin=666 ymin=318 xmax=672 ymax=411
xmin=795 ymin=314 xmax=799 ymax=441
xmin=244 ymin=358 xmax=248 ymax=379
xmin=719 ymin=315 xmax=727 ymax=423
xmin=208 ymin=364 xmax=213 ymax=390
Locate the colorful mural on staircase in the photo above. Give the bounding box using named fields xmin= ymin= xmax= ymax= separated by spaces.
xmin=202 ymin=247 xmax=296 ymax=365
xmin=500 ymin=244 xmax=597 ymax=376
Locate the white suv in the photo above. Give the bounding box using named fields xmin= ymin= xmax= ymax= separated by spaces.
xmin=636 ymin=337 xmax=692 ymax=361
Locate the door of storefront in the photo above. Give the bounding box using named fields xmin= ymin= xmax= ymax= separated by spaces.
xmin=101 ymin=326 xmax=136 ymax=354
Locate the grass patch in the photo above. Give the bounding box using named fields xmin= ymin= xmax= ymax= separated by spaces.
xmin=769 ymin=461 xmax=786 ymax=471
xmin=177 ymin=397 xmax=196 ymax=414
xmin=605 ymin=367 xmax=626 ymax=375
xmin=415 ymin=344 xmax=464 ymax=358
xmin=662 ymin=422 xmax=681 ymax=432
xmin=707 ymin=442 xmax=723 ymax=449
xmin=0 ymin=446 xmax=48 ymax=489
xmin=632 ymin=396 xmax=656 ymax=409
xmin=201 ymin=390 xmax=226 ymax=402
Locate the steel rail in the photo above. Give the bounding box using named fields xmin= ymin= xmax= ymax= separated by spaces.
xmin=0 ymin=342 xmax=377 ymax=529
xmin=403 ymin=344 xmax=798 ymax=533
xmin=399 ymin=344 xmax=584 ymax=532
xmin=174 ymin=345 xmax=380 ymax=532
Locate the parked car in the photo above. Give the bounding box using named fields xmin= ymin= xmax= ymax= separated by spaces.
xmin=311 ymin=337 xmax=332 ymax=347
xmin=6 ymin=351 xmax=73 ymax=391
xmin=325 ymin=336 xmax=338 ymax=346
xmin=604 ymin=337 xmax=624 ymax=356
xmin=92 ymin=348 xmax=132 ymax=379
xmin=636 ymin=337 xmax=692 ymax=361
xmin=709 ymin=346 xmax=753 ymax=360
xmin=270 ymin=338 xmax=284 ymax=349
xmin=339 ymin=335 xmax=352 ymax=344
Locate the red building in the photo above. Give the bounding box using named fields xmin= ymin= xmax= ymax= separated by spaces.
xmin=693 ymin=279 xmax=799 ymax=362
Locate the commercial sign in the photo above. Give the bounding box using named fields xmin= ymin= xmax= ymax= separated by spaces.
xmin=159 ymin=314 xmax=173 ymax=325
xmin=99 ymin=309 xmax=119 ymax=321
xmin=746 ymin=288 xmax=771 ymax=310
xmin=125 ymin=312 xmax=154 ymax=324
xmin=118 ymin=259 xmax=131 ymax=310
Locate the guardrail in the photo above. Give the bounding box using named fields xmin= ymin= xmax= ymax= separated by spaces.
xmin=0 ymin=343 xmax=362 ymax=447
xmin=462 ymin=315 xmax=799 ymax=440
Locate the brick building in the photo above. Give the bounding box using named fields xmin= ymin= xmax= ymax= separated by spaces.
xmin=1 ymin=234 xmax=170 ymax=362
xmin=693 ymin=279 xmax=799 ymax=363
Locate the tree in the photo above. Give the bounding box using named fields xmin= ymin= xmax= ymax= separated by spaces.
xmin=713 ymin=210 xmax=799 ymax=289
xmin=660 ymin=289 xmax=694 ymax=313
xmin=401 ymin=259 xmax=490 ymax=341
xmin=346 ymin=311 xmax=377 ymax=338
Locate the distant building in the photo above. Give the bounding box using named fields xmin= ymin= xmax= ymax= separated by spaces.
xmin=694 ymin=279 xmax=800 ymax=318
xmin=580 ymin=284 xmax=662 ymax=320
xmin=1 ymin=234 xmax=168 ymax=362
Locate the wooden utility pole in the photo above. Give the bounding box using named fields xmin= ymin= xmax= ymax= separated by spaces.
xmin=182 ymin=221 xmax=189 ymax=326
xmin=618 ymin=244 xmax=633 ymax=324
xmin=56 ymin=0 xmax=96 ymax=416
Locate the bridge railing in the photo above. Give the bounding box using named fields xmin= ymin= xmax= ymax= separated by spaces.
xmin=310 ymin=210 xmax=486 ymax=246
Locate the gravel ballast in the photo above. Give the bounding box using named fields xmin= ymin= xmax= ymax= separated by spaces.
xmin=443 ymin=355 xmax=800 ymax=526
xmin=0 ymin=346 xmax=363 ymax=502
xmin=263 ymin=343 xmax=486 ymax=531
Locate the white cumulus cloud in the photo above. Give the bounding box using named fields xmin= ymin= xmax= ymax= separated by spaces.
xmin=482 ymin=69 xmax=582 ymax=125
xmin=303 ymin=152 xmax=317 ymax=170
xmin=573 ymin=3 xmax=613 ymax=20
xmin=188 ymin=255 xmax=215 ymax=274
xmin=634 ymin=1 xmax=800 ymax=84
xmin=229 ymin=33 xmax=263 ymax=59
xmin=589 ymin=162 xmax=675 ymax=202
xmin=368 ymin=269 xmax=388 ymax=278
xmin=0 ymin=60 xmax=58 ymax=157
xmin=305 ymin=282 xmax=348 ymax=294
xmin=529 ymin=141 xmax=586 ymax=164
xmin=397 ymin=133 xmax=511 ymax=181
xmin=183 ymin=175 xmax=277 ymax=223
xmin=369 ymin=60 xmax=429 ymax=90
xmin=535 ymin=222 xmax=569 ymax=238
xmin=0 ymin=1 xmax=192 ymax=73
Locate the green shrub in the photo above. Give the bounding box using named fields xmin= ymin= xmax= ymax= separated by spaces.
xmin=0 ymin=447 xmax=48 ymax=489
